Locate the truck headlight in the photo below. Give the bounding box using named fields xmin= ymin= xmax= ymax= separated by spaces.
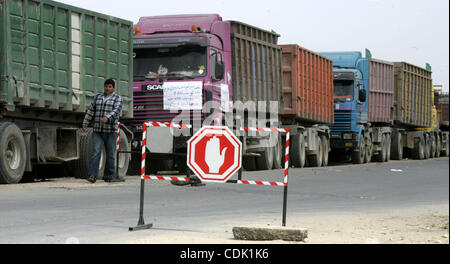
xmin=343 ymin=133 xmax=353 ymax=140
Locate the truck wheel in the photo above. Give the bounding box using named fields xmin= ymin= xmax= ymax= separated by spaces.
xmin=412 ymin=136 xmax=425 ymax=160
xmin=308 ymin=136 xmax=323 ymax=167
xmin=376 ymin=134 xmax=386 ymax=162
xmin=424 ymin=134 xmax=431 ymax=159
xmin=117 ymin=128 xmax=130 ymax=177
xmin=291 ymin=133 xmax=306 ymax=168
xmin=436 ymin=134 xmax=441 ymax=158
xmin=365 ymin=134 xmax=372 ymax=163
xmin=272 ymin=134 xmax=283 ymax=169
xmin=441 ymin=134 xmax=449 ymax=157
xmin=385 ymin=134 xmax=391 ymax=161
xmin=0 ymin=122 xmax=27 ymax=184
xmin=430 ymin=134 xmax=436 ymax=158
xmin=352 ymin=135 xmax=365 ymax=164
xmin=321 ymin=135 xmax=329 ymax=167
xmin=72 ymin=128 xmax=106 ymax=179
xmin=391 ymin=132 xmax=403 ymax=160
xmin=256 ymin=143 xmax=274 ymax=170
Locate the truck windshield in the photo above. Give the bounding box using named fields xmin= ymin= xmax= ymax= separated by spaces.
xmin=334 ymin=80 xmax=354 ymax=102
xmin=133 ymin=46 xmax=207 ymax=80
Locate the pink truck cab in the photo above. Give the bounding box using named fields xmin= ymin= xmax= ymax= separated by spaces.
xmin=131 ymin=14 xmax=231 ymax=130
xmin=125 ymin=14 xmax=284 ymax=174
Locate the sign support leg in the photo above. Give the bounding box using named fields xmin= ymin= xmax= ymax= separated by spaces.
xmin=282 ymin=184 xmax=288 ymax=227
xmin=129 ymin=179 xmax=153 ymax=231
xmin=238 ymin=135 xmax=243 ymax=181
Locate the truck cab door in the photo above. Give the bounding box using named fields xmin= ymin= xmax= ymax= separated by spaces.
xmin=358 ymin=82 xmax=367 ymax=103
xmin=357 ymin=82 xmax=369 ymax=123
xmin=209 ymin=49 xmax=230 ymax=113
xmin=210 ymin=49 xmax=225 ymax=82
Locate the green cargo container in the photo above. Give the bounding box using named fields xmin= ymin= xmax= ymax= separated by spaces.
xmin=0 ymin=0 xmax=133 ymax=119
xmin=394 ymin=62 xmax=432 ymax=128
xmin=0 ymin=0 xmax=133 ymax=184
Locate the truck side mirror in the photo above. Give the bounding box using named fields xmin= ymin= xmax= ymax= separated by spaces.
xmin=214 ymin=61 xmax=225 ymax=81
xmin=359 ymin=88 xmax=367 ymax=102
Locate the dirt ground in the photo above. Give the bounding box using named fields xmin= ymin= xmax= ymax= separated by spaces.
xmin=128 ymin=204 xmax=449 ymax=244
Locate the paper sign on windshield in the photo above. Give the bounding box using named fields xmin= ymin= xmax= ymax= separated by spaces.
xmin=163 ymin=81 xmax=203 ymax=110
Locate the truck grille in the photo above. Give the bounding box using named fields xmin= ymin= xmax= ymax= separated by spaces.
xmin=129 ymin=91 xmax=206 ymax=132
xmin=330 ymin=110 xmax=352 ymax=132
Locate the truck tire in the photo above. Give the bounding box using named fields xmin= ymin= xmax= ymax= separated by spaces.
xmin=0 ymin=122 xmax=27 ymax=184
xmin=376 ymin=134 xmax=386 ymax=162
xmin=385 ymin=134 xmax=391 ymax=161
xmin=430 ymin=134 xmax=436 ymax=158
xmin=256 ymin=144 xmax=274 ymax=170
xmin=308 ymin=136 xmax=323 ymax=167
xmin=391 ymin=132 xmax=403 ymax=160
xmin=412 ymin=136 xmax=425 ymax=160
xmin=365 ymin=134 xmax=372 ymax=163
xmin=117 ymin=128 xmax=131 ymax=177
xmin=424 ymin=134 xmax=431 ymax=159
xmin=441 ymin=134 xmax=449 ymax=157
xmin=291 ymin=133 xmax=306 ymax=168
xmin=436 ymin=134 xmax=441 ymax=158
xmin=321 ymin=135 xmax=329 ymax=167
xmin=352 ymin=135 xmax=365 ymax=164
xmin=72 ymin=128 xmax=106 ymax=179
xmin=272 ymin=134 xmax=283 ymax=169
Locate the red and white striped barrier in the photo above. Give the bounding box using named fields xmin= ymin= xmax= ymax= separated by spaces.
xmin=117 ymin=122 xmax=121 ymax=153
xmin=141 ymin=122 xmax=193 ymax=179
xmin=142 ymin=176 xmax=191 ymax=182
xmin=237 ymin=180 xmax=286 ymax=186
xmin=241 ymin=127 xmax=290 ymax=133
xmin=131 ymin=123 xmax=291 ymax=231
xmin=239 ymin=127 xmax=290 ymax=187
xmin=144 ymin=121 xmax=192 ymax=129
xmin=140 ymin=123 xmax=290 ymax=187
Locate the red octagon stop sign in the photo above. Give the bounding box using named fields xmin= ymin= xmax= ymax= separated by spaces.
xmin=187 ymin=126 xmax=242 ymax=183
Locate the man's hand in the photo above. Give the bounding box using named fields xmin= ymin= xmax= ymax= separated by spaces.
xmin=101 ymin=117 xmax=108 ymax=124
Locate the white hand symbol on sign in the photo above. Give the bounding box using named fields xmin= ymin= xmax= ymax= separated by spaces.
xmin=204 ymin=136 xmax=228 ymax=174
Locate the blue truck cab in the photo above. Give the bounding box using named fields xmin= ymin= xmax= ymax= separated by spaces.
xmin=320 ymin=52 xmax=371 ymax=163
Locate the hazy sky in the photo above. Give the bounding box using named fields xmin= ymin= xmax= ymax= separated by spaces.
xmin=57 ymin=0 xmax=449 ymax=92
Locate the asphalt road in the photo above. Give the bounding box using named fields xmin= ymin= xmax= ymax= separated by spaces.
xmin=0 ymin=157 xmax=448 ymax=243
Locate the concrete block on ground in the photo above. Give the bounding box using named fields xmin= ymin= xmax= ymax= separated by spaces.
xmin=232 ymin=226 xmax=308 ymax=242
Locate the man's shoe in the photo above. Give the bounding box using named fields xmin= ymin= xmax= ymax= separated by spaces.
xmin=87 ymin=176 xmax=96 ymax=183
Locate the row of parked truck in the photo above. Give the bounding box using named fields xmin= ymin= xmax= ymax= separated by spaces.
xmin=0 ymin=0 xmax=448 ymax=184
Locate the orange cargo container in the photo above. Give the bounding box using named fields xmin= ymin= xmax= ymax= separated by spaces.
xmin=281 ymin=44 xmax=334 ymax=124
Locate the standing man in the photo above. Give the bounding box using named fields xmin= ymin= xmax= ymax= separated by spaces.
xmin=82 ymin=78 xmax=123 ymax=183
